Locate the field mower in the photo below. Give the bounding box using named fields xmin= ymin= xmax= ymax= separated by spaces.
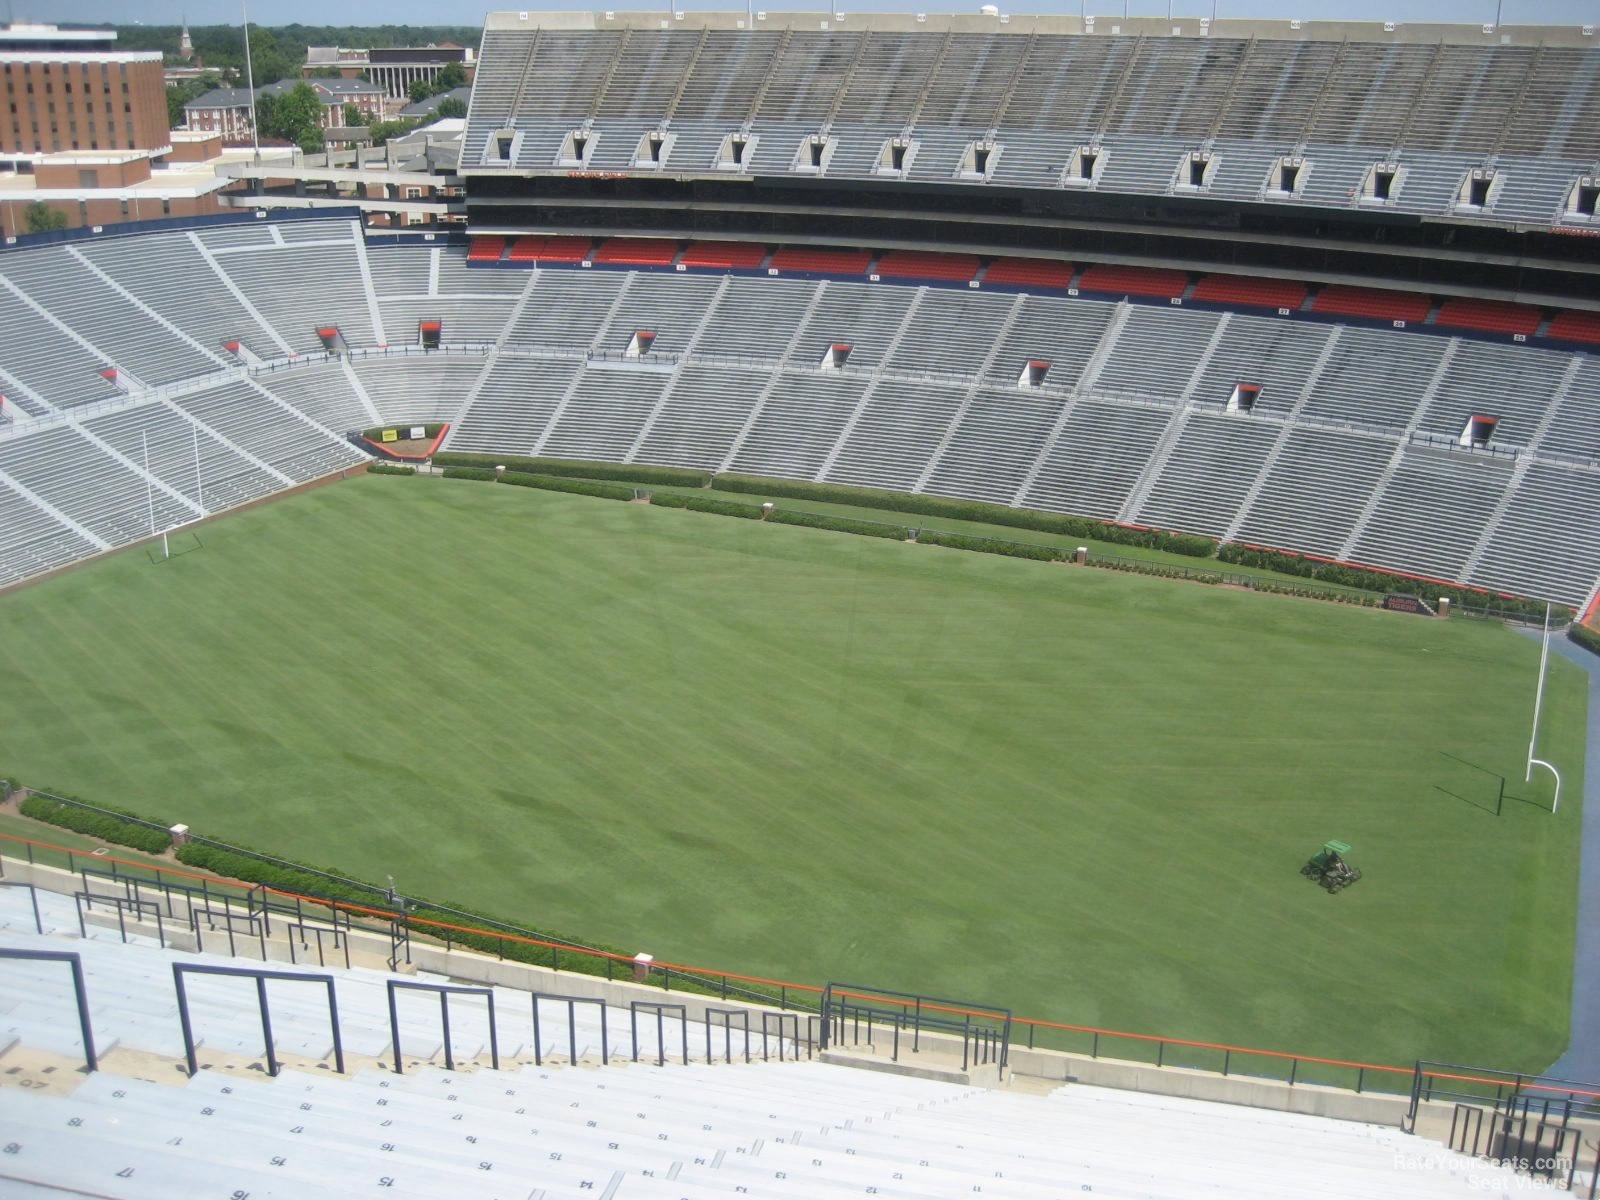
xmin=1301 ymin=840 xmax=1362 ymax=893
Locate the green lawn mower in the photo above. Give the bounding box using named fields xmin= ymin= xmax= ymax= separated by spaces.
xmin=1301 ymin=840 xmax=1362 ymax=893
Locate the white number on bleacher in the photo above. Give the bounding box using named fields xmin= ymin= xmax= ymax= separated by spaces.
xmin=3 ymin=1145 xmax=19 ymax=1155
xmin=271 ymin=1157 xmax=286 ymax=1166
xmin=478 ymin=1162 xmax=492 ymax=1170
xmin=381 ymin=1144 xmax=395 ymax=1153
xmin=377 ymin=1178 xmax=394 ymax=1187
xmin=68 ymin=1118 xmax=83 ymax=1127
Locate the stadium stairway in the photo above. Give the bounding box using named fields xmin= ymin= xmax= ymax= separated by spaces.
xmin=0 ymin=863 xmax=1579 ymax=1199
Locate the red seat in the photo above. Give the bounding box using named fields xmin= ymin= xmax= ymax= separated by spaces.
xmin=591 ymin=238 xmax=680 ymax=267
xmin=1434 ymin=298 xmax=1542 ymax=337
xmin=874 ymin=250 xmax=980 ymax=283
xmin=768 ymin=247 xmax=874 ymax=276
xmin=1192 ymin=274 xmax=1308 ymax=310
xmin=1077 ymin=264 xmax=1188 ymax=299
xmin=1311 ymin=286 xmax=1431 ymax=324
xmin=680 ymin=241 xmax=767 ymax=270
xmin=1546 ymin=309 xmax=1600 ymax=346
xmin=984 ymin=258 xmax=1074 ymax=290
xmin=467 ymin=236 xmax=507 ymax=263
xmin=506 ymin=236 xmax=592 ymax=264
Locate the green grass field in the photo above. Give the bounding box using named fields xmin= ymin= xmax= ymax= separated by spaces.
xmin=0 ymin=474 xmax=1584 ymax=1075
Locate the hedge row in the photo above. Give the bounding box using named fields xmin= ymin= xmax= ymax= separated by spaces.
xmin=362 ymin=422 xmax=446 ymax=442
xmin=367 ymin=463 xmax=416 ymax=477
xmin=767 ymin=510 xmax=911 ymax=540
xmin=918 ymin=530 xmax=1065 ymax=562
xmin=442 ymin=467 xmax=498 ymax=482
xmin=174 ymin=841 xmax=388 ymax=907
xmin=500 ymin=471 xmax=636 ymax=501
xmin=1086 ymin=557 xmax=1222 ymax=584
xmin=1570 ymin=624 xmax=1600 ymax=657
xmin=433 ymin=452 xmax=708 ymax=489
xmin=711 ymin=474 xmax=1216 ymax=557
xmin=1216 ymin=545 xmax=1560 ymax=619
xmin=19 ymin=792 xmax=173 ymax=855
xmin=650 ymin=493 xmax=766 ymax=519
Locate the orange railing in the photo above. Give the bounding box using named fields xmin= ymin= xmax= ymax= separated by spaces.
xmin=0 ymin=828 xmax=1581 ymax=1100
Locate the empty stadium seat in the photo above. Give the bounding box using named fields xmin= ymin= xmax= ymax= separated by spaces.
xmin=983 ymin=257 xmax=1075 ymax=290
xmin=1546 ymin=309 xmax=1600 ymax=346
xmin=1310 ymin=285 xmax=1433 ymax=324
xmin=1434 ymin=298 xmax=1542 ymax=337
xmin=1077 ymin=264 xmax=1189 ymax=299
xmin=873 ymin=250 xmax=980 ymax=284
xmin=466 ymin=236 xmax=507 ymax=263
xmin=591 ymin=238 xmax=680 ymax=267
xmin=767 ymin=246 xmax=874 ymax=277
xmin=507 ymin=235 xmax=593 ymax=264
xmin=1192 ymin=274 xmax=1309 ymax=311
xmin=679 ymin=241 xmax=768 ymax=270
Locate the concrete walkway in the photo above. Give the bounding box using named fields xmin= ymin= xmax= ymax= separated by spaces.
xmin=1531 ymin=630 xmax=1600 ymax=1084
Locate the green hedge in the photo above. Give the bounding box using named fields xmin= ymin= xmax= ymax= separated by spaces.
xmin=19 ymin=792 xmax=173 ymax=855
xmin=767 ymin=510 xmax=911 ymax=540
xmin=433 ymin=452 xmax=708 ymax=489
xmin=499 ymin=471 xmax=636 ymax=501
xmin=1086 ymin=557 xmax=1223 ymax=585
xmin=175 ymin=841 xmax=387 ymax=907
xmin=712 ymin=475 xmax=1216 ymax=557
xmin=442 ymin=467 xmax=498 ymax=482
xmin=918 ymin=530 xmax=1065 ymax=562
xmin=1216 ymin=545 xmax=1559 ymax=620
xmin=362 ymin=422 xmax=446 ymax=442
xmin=650 ymin=493 xmax=767 ymax=519
xmin=1570 ymin=624 xmax=1600 ymax=657
xmin=366 ymin=463 xmax=416 ymax=477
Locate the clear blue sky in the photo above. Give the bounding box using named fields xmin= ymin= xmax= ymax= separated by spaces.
xmin=22 ymin=0 xmax=1600 ymax=29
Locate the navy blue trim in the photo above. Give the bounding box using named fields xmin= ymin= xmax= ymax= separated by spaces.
xmin=0 ymin=206 xmax=363 ymax=255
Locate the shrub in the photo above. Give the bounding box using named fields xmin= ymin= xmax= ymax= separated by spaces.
xmin=366 ymin=462 xmax=416 ymax=476
xmin=441 ymin=467 xmax=497 ymax=482
xmin=19 ymin=792 xmax=173 ymax=854
xmin=174 ymin=841 xmax=388 ymax=907
xmin=766 ymin=509 xmax=911 ymax=540
xmin=917 ymin=530 xmax=1065 ymax=562
xmin=432 ymin=452 xmax=707 ymax=489
xmin=1570 ymin=624 xmax=1600 ymax=657
xmin=499 ymin=471 xmax=635 ymax=501
xmin=711 ymin=474 xmax=1216 ymax=557
xmin=1216 ymin=544 xmax=1561 ymax=620
xmin=650 ymin=493 xmax=766 ymax=519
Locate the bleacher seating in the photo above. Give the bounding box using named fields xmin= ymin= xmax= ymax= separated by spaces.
xmin=591 ymin=238 xmax=681 ymax=267
xmin=1311 ymin=285 xmax=1433 ymax=324
xmin=1192 ymin=274 xmax=1309 ymax=311
xmin=1 ymin=217 xmax=1599 ymax=610
xmin=874 ymin=250 xmax=980 ymax=284
xmin=680 ymin=241 xmax=768 ymax=270
xmin=0 ymin=880 xmax=1551 ymax=1200
xmin=768 ymin=246 xmax=874 ymax=277
xmin=1077 ymin=264 xmax=1190 ymax=299
xmin=1434 ymin=297 xmax=1543 ymax=337
xmin=983 ymin=257 xmax=1075 ymax=290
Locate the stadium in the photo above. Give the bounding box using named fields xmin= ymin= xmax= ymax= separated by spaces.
xmin=0 ymin=8 xmax=1598 ymax=1197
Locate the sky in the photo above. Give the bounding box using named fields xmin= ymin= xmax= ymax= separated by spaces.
xmin=19 ymin=0 xmax=1600 ymax=30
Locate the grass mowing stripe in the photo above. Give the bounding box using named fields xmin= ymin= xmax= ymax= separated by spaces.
xmin=0 ymin=472 xmax=1582 ymax=1072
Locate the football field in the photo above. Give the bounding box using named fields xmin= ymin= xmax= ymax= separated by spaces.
xmin=0 ymin=473 xmax=1584 ymax=1075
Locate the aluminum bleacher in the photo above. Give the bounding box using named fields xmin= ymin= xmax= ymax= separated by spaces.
xmin=0 ymin=877 xmax=1549 ymax=1200
xmin=0 ymin=222 xmax=1598 ymax=610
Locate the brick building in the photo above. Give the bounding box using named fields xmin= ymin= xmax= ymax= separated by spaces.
xmin=1 ymin=24 xmax=168 ymax=158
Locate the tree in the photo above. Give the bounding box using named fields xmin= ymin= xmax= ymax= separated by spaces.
xmin=24 ymin=203 xmax=67 ymax=234
xmin=343 ymin=103 xmax=364 ymax=127
xmin=367 ymin=119 xmax=418 ymax=147
xmin=435 ymin=97 xmax=467 ymax=120
xmin=259 ymin=81 xmax=325 ymax=154
xmin=407 ymin=76 xmax=435 ymax=104
xmin=433 ymin=60 xmax=467 ymax=91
